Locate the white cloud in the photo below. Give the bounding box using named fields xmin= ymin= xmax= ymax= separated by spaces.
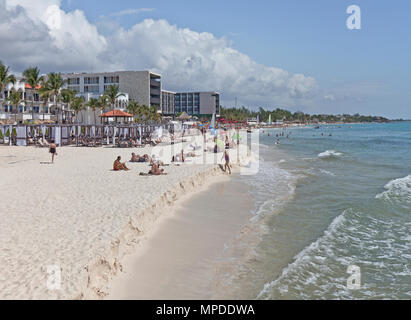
xmin=1 ymin=0 xmax=319 ymax=108
xmin=110 ymin=8 xmax=154 ymax=17
xmin=1 ymin=0 xmax=107 ymax=72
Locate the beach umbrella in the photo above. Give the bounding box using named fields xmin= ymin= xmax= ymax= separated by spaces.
xmin=178 ymin=112 xmax=191 ymax=121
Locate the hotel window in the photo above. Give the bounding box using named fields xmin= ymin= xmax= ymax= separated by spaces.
xmin=68 ymin=78 xmax=80 ymax=85
xmin=104 ymin=76 xmax=119 ymax=84
xmin=84 ymin=77 xmax=99 ymax=85
xmin=104 ymin=84 xmax=119 ymax=92
xmin=84 ymin=85 xmax=99 ymax=93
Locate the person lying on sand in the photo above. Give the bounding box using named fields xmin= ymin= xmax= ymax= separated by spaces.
xmin=140 ymin=163 xmax=167 ymax=176
xmin=113 ymin=156 xmax=130 ymax=171
xmin=130 ymin=153 xmax=150 ymax=163
xmin=185 ymin=152 xmax=196 ymax=158
xmin=130 ymin=153 xmax=140 ymax=162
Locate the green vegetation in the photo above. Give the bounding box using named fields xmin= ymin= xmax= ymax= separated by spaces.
xmin=220 ymin=106 xmax=390 ymax=123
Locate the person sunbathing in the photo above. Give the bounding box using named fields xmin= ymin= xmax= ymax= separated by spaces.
xmin=185 ymin=151 xmax=196 ymax=158
xmin=113 ymin=156 xmax=130 ymax=171
xmin=149 ymin=163 xmax=166 ymax=175
xmin=130 ymin=153 xmax=140 ymax=163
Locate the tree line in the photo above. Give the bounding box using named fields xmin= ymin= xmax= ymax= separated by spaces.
xmin=220 ymin=106 xmax=390 ymax=123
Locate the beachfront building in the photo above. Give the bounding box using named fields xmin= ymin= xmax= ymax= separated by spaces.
xmin=161 ymin=90 xmax=176 ymax=116
xmin=174 ymin=92 xmax=220 ymax=117
xmin=1 ymin=78 xmax=53 ymax=123
xmin=62 ymin=71 xmax=161 ymax=108
xmin=62 ymin=71 xmax=161 ymax=125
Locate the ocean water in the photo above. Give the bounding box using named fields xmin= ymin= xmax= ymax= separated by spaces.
xmin=233 ymin=122 xmax=411 ymax=300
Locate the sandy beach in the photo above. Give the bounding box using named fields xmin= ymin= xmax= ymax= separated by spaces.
xmin=0 ymin=134 xmax=250 ymax=299
xmin=107 ymin=174 xmax=254 ymax=300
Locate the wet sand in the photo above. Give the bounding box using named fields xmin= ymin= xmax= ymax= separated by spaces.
xmin=107 ymin=174 xmax=254 ymax=300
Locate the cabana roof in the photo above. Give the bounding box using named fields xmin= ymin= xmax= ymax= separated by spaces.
xmin=178 ymin=112 xmax=191 ymax=120
xmin=24 ymin=84 xmax=42 ymax=90
xmin=100 ymin=110 xmax=133 ymax=118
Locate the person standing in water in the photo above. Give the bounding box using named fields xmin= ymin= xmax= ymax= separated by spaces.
xmin=49 ymin=140 xmax=57 ymax=163
xmin=222 ymin=150 xmax=231 ymax=174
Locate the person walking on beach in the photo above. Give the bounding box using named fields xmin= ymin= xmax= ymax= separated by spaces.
xmin=222 ymin=150 xmax=231 ymax=174
xmin=49 ymin=140 xmax=57 ymax=163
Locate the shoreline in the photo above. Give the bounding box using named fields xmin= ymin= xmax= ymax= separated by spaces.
xmin=0 ymin=135 xmax=251 ymax=300
xmin=83 ymin=163 xmax=235 ymax=299
xmin=105 ymin=171 xmax=248 ymax=299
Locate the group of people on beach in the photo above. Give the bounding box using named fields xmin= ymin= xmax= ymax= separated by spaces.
xmin=48 ymin=130 xmax=233 ymax=175
xmin=112 ymin=147 xmax=232 ymax=175
xmin=113 ymin=155 xmax=166 ymax=175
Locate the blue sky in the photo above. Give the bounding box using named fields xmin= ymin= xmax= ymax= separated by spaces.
xmin=60 ymin=0 xmax=411 ymax=118
xmin=4 ymin=0 xmax=410 ymax=118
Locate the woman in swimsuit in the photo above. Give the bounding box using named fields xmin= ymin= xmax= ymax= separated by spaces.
xmin=49 ymin=140 xmax=57 ymax=163
xmin=222 ymin=150 xmax=231 ymax=174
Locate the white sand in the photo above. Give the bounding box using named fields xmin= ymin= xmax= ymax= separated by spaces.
xmin=107 ymin=175 xmax=254 ymax=300
xmin=0 ymin=132 xmax=250 ymax=299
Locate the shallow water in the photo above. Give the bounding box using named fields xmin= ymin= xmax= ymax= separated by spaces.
xmin=227 ymin=122 xmax=411 ymax=300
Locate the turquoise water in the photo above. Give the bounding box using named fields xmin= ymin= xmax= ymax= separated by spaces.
xmin=236 ymin=122 xmax=411 ymax=300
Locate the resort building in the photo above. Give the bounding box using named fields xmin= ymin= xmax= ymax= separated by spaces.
xmin=174 ymin=92 xmax=220 ymax=117
xmin=62 ymin=71 xmax=162 ymax=109
xmin=1 ymin=69 xmax=222 ymax=124
xmin=161 ymin=90 xmax=176 ymax=116
xmin=1 ymin=78 xmax=53 ymax=122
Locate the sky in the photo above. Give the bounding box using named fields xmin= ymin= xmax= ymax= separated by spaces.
xmin=1 ymin=0 xmax=410 ymax=118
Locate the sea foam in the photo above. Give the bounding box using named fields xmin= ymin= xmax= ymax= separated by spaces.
xmin=318 ymin=150 xmax=343 ymax=159
xmin=376 ymin=175 xmax=411 ymax=203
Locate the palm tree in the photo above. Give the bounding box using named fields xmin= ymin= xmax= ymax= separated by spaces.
xmin=149 ymin=105 xmax=162 ymax=122
xmin=87 ymin=98 xmax=99 ymax=126
xmin=138 ymin=104 xmax=151 ymax=122
xmin=22 ymin=67 xmax=44 ymax=121
xmin=70 ymin=96 xmax=85 ymax=145
xmin=7 ymin=89 xmax=23 ymax=122
xmin=71 ymin=96 xmax=85 ymax=125
xmin=0 ymin=61 xmax=16 ymax=106
xmin=47 ymin=72 xmax=66 ymax=123
xmin=37 ymin=80 xmax=52 ymax=121
xmin=104 ymin=85 xmax=125 ymax=111
xmin=60 ymin=89 xmax=76 ymax=123
xmin=97 ymin=95 xmax=108 ymax=113
xmin=126 ymin=101 xmax=140 ymax=122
